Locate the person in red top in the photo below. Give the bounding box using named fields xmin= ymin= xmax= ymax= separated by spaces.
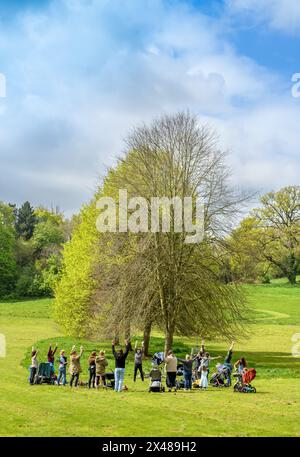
xmin=48 ymin=343 xmax=58 ymax=375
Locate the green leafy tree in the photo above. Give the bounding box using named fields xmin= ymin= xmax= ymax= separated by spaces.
xmin=53 ymin=199 xmax=100 ymax=336
xmin=0 ymin=204 xmax=17 ymax=297
xmin=228 ymin=217 xmax=277 ymax=283
xmin=105 ymin=113 xmax=249 ymax=353
xmin=32 ymin=254 xmax=62 ymax=297
xmin=254 ymin=186 xmax=300 ymax=285
xmin=54 ymin=113 xmax=249 ymax=351
xmin=230 ymin=187 xmax=300 ymax=284
xmin=32 ymin=220 xmax=65 ymax=251
xmin=0 ymin=202 xmax=16 ymax=226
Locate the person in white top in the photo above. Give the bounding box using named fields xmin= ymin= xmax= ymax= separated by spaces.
xmin=29 ymin=347 xmax=38 ymax=385
xmin=198 ymin=352 xmax=221 ymax=389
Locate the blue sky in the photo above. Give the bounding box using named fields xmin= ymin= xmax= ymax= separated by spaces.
xmin=0 ymin=0 xmax=299 ymax=215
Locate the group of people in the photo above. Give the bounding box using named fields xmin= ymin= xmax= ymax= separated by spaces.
xmin=29 ymin=339 xmax=144 ymax=391
xmin=29 ymin=338 xmax=247 ymax=392
xmin=163 ymin=340 xmax=236 ymax=391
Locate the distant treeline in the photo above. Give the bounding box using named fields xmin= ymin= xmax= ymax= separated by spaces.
xmin=1 ymin=186 xmax=299 ymax=302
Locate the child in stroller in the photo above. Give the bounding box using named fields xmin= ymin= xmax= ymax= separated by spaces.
xmin=148 ymin=364 xmax=165 ymax=392
xmin=175 ymin=362 xmax=185 ymax=390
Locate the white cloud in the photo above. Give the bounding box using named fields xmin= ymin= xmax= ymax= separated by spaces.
xmin=226 ymin=0 xmax=300 ymax=35
xmin=0 ymin=0 xmax=299 ymax=215
xmin=208 ymin=101 xmax=300 ymax=191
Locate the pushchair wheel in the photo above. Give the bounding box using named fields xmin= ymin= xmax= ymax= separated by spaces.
xmin=251 ymin=387 xmax=256 ymax=393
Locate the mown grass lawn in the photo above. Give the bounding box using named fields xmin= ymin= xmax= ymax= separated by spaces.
xmin=0 ymin=281 xmax=299 ymax=437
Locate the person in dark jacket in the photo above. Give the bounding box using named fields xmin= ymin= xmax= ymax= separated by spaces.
xmin=47 ymin=343 xmax=58 ymax=376
xmin=223 ymin=341 xmax=235 ymax=386
xmin=194 ymin=339 xmax=205 ymax=379
xmin=134 ymin=340 xmax=144 ymax=382
xmin=112 ymin=339 xmax=130 ymax=392
xmin=177 ymin=354 xmax=197 ymax=390
xmin=88 ymin=351 xmax=97 ymax=388
xmin=224 ymin=341 xmax=235 ymax=366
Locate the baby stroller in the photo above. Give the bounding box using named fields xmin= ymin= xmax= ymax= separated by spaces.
xmin=210 ymin=363 xmax=232 ymax=387
xmin=234 ymin=368 xmax=256 ymax=393
xmin=175 ymin=363 xmax=185 ymax=390
xmin=148 ymin=366 xmax=165 ymax=392
xmin=34 ymin=362 xmax=55 ymax=385
xmin=105 ymin=370 xmax=115 ymax=389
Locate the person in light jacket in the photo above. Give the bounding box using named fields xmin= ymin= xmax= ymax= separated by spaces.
xmin=165 ymin=350 xmax=178 ymax=392
xmin=69 ymin=345 xmax=84 ymax=387
xmin=96 ymin=350 xmax=108 ymax=388
xmin=29 ymin=347 xmax=38 ymax=385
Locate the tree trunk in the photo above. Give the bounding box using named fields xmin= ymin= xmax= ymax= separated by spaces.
xmin=124 ymin=321 xmax=131 ymax=340
xmin=287 ymin=270 xmax=297 ymax=285
xmin=164 ymin=327 xmax=174 ymax=356
xmin=287 ymin=254 xmax=298 ymax=285
xmin=143 ymin=320 xmax=152 ymax=356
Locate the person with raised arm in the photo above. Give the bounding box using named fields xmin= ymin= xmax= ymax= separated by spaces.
xmin=112 ymin=339 xmax=130 ymax=392
xmin=69 ymin=345 xmax=84 ymax=387
xmin=29 ymin=346 xmax=38 ymax=385
xmin=47 ymin=343 xmax=58 ymax=375
xmin=194 ymin=339 xmax=206 ymax=379
xmin=134 ymin=340 xmax=144 ymax=382
xmin=57 ymin=349 xmax=67 ymax=386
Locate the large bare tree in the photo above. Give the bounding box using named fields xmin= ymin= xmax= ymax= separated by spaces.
xmin=93 ymin=112 xmax=250 ymax=353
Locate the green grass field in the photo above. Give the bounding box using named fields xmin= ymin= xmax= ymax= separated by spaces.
xmin=0 ymin=281 xmax=299 ymax=437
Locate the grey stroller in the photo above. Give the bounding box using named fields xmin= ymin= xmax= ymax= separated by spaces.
xmin=148 ymin=366 xmax=165 ymax=392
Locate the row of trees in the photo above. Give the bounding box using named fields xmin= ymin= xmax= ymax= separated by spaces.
xmin=0 ymin=201 xmax=74 ymax=298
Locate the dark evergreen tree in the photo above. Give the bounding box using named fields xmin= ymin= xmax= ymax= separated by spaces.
xmin=16 ymin=201 xmax=36 ymax=240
